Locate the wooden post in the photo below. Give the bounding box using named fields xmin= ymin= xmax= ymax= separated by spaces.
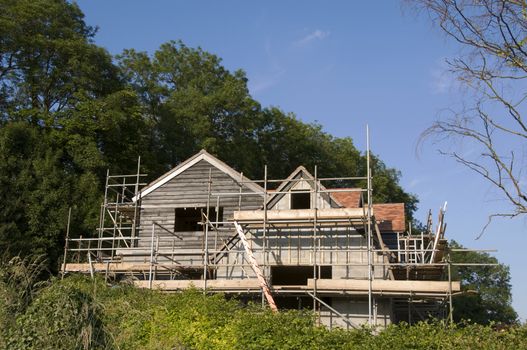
xmin=430 ymin=202 xmax=447 ymax=263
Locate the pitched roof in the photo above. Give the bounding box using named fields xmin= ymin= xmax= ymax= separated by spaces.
xmin=330 ymin=188 xmax=363 ymax=208
xmin=134 ymin=150 xmax=264 ymax=200
xmin=372 ymin=203 xmax=406 ymax=232
xmin=266 ymin=166 xmax=337 ymax=209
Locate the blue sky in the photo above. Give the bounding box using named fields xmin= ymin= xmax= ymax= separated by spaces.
xmin=76 ymin=1 xmax=526 ymax=320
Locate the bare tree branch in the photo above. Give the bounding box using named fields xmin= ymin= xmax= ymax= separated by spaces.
xmin=478 ymin=212 xmax=522 ymax=239
xmin=412 ymin=1 xmax=527 ymax=233
xmin=410 ymin=0 xmax=527 ymax=234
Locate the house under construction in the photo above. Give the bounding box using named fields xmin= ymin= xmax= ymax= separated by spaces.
xmin=63 ymin=147 xmax=462 ymax=329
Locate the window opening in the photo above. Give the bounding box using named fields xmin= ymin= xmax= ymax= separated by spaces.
xmin=291 ymin=190 xmax=311 ymax=209
xmin=174 ymin=207 xmax=222 ymax=232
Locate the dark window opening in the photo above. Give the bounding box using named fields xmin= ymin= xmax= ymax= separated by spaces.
xmin=174 ymin=207 xmax=222 ymax=232
xmin=291 ymin=191 xmax=311 ymax=209
xmin=271 ymin=266 xmax=332 ymax=286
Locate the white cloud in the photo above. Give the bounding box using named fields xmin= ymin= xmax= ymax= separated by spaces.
xmin=294 ymin=29 xmax=330 ymax=47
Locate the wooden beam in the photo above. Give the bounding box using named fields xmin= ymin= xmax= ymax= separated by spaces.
xmin=134 ymin=279 xmax=260 ymax=290
xmin=64 ymin=262 xmax=186 ymax=272
xmin=234 ymin=221 xmax=278 ymax=312
xmin=372 ymin=217 xmax=395 ymax=280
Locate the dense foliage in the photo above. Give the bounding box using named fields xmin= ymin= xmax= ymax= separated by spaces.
xmin=450 ymin=241 xmax=518 ymax=324
xmin=0 ymin=0 xmax=417 ymax=273
xmin=0 ymin=266 xmax=525 ymax=350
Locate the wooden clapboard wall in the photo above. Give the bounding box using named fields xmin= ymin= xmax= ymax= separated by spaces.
xmin=138 ymin=159 xmax=263 ymax=252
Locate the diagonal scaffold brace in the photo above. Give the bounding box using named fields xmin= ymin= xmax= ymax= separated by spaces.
xmin=234 ymin=221 xmax=278 ymax=312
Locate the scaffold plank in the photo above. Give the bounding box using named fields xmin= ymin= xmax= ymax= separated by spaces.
xmin=234 ymin=208 xmax=367 ymax=221
xmin=306 ymin=279 xmax=460 ymax=293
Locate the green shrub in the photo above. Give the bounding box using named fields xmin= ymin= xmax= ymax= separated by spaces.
xmin=1 ymin=273 xmax=527 ymax=350
xmin=6 ymin=276 xmax=108 ymax=350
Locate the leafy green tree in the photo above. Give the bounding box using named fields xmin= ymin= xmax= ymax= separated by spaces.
xmin=118 ymin=42 xmax=418 ymax=218
xmin=118 ymin=41 xmax=262 ymax=174
xmin=0 ymin=0 xmax=119 ymax=123
xmin=0 ymin=0 xmax=418 ymax=273
xmin=449 ymin=240 xmax=518 ymax=324
xmin=0 ymin=0 xmax=152 ymax=271
xmin=0 ymin=123 xmax=100 ymax=264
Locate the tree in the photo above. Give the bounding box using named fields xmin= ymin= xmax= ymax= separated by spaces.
xmin=449 ymin=240 xmax=518 ymax=324
xmin=118 ymin=41 xmax=264 ymax=174
xmin=119 ymin=42 xmax=418 ymax=219
xmin=0 ymin=0 xmax=418 ymax=272
xmin=412 ymin=0 xmax=527 ymax=228
xmin=0 ymin=0 xmax=151 ymax=271
xmin=0 ymin=0 xmax=120 ymax=124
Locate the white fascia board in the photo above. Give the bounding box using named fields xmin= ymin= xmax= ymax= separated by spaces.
xmin=132 ymin=153 xmax=206 ymax=202
xmin=132 ymin=151 xmax=264 ymax=202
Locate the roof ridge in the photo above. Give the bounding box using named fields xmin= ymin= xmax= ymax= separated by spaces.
xmin=134 ymin=150 xmax=263 ymax=200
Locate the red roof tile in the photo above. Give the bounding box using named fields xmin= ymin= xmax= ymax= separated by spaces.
xmin=373 ymin=203 xmax=406 ymax=232
xmin=330 ymin=188 xmax=362 ymax=208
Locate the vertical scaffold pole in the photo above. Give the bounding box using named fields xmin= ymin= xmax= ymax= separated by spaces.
xmin=215 ymin=195 xmax=220 ymax=252
xmin=98 ymin=169 xmax=110 ymax=260
xmin=149 ymin=223 xmax=155 ymax=289
xmin=313 ymin=165 xmax=318 ymax=318
xmin=132 ymin=156 xmax=141 ymax=242
xmin=262 ymin=165 xmax=268 ymax=306
xmin=366 ymin=125 xmax=373 ymax=326
xmin=204 ymin=169 xmax=212 ymax=291
xmin=448 ymin=252 xmax=453 ymax=323
xmin=238 ymin=171 xmax=243 ymax=211
xmin=87 ymin=250 xmax=94 ymax=279
xmin=61 ymin=207 xmax=72 ymax=280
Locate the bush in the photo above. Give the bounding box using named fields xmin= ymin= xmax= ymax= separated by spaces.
xmin=6 ymin=276 xmax=108 ymax=350
xmin=1 ymin=273 xmax=526 ymax=350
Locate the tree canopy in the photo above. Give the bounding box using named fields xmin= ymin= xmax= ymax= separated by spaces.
xmin=0 ymin=0 xmax=417 ymax=273
xmin=449 ymin=240 xmax=518 ymax=324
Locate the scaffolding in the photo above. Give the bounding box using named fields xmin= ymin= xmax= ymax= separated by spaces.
xmin=94 ymin=158 xmax=147 ymax=261
xmin=62 ymin=137 xmax=496 ymax=329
